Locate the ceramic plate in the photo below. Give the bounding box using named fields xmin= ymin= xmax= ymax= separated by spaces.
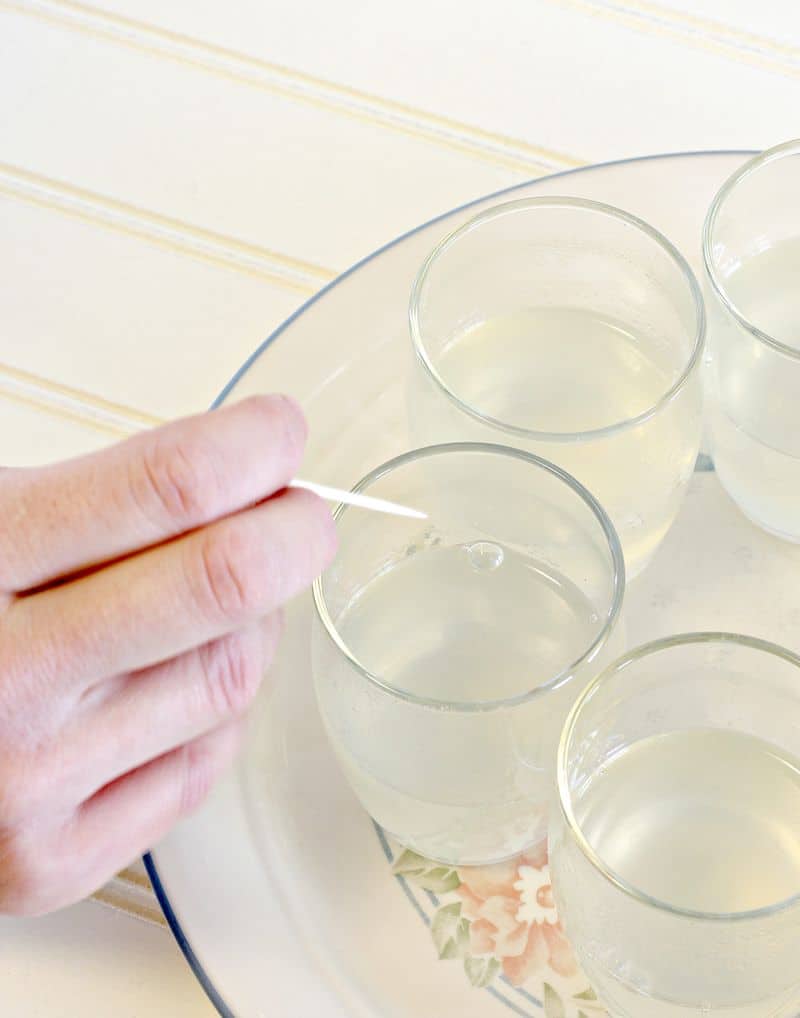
xmin=146 ymin=152 xmax=800 ymax=1018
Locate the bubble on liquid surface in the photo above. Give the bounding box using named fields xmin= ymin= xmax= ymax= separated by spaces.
xmin=465 ymin=541 xmax=504 ymax=572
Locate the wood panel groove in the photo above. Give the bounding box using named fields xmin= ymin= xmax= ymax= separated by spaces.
xmin=92 ymin=876 xmax=165 ymax=926
xmin=550 ymin=0 xmax=800 ymax=78
xmin=2 ymin=0 xmax=582 ymax=174
xmin=0 ymin=362 xmax=164 ymax=437
xmin=0 ymin=162 xmax=334 ymax=294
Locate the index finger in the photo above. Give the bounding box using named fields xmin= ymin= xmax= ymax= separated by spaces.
xmin=0 ymin=394 xmax=306 ymax=593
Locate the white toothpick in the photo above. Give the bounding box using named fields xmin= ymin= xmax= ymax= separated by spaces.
xmin=291 ymin=479 xmax=427 ymax=520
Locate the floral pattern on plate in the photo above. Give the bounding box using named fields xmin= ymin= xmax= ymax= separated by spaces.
xmin=379 ymin=828 xmax=605 ymax=1018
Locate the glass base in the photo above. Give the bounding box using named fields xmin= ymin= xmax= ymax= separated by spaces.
xmin=730 ymin=499 xmax=800 ymax=545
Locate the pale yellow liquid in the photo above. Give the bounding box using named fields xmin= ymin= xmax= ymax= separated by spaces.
xmin=315 ymin=541 xmax=609 ymax=863
xmin=339 ymin=541 xmax=599 ymax=702
xmin=579 ymin=730 xmax=800 ymax=914
xmin=562 ymin=729 xmax=800 ymax=1017
xmin=710 ymin=238 xmax=800 ymax=540
xmin=723 ymin=238 xmax=800 ymax=350
xmin=413 ymin=308 xmax=701 ymax=576
xmin=436 ymin=308 xmax=675 ymax=433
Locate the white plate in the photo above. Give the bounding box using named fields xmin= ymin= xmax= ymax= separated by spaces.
xmin=146 ymin=152 xmax=800 ymax=1018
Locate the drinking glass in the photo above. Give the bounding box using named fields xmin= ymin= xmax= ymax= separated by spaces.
xmin=312 ymin=443 xmax=624 ymax=865
xmin=703 ymin=140 xmax=800 ymax=541
xmin=409 ymin=197 xmax=705 ymax=579
xmin=550 ymin=633 xmax=800 ymax=1018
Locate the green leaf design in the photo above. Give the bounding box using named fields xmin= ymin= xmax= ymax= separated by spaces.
xmin=392 ymin=849 xmax=460 ymax=892
xmin=422 ymin=868 xmax=461 ymax=893
xmin=447 ymin=918 xmax=471 ymax=960
xmin=574 ymin=988 xmax=598 ymax=1001
xmin=464 ymin=955 xmax=501 ymax=988
xmin=392 ymin=849 xmax=428 ymax=874
xmin=578 ymin=1011 xmax=589 ymax=1018
xmin=544 ymin=983 xmax=566 ymax=1018
xmin=431 ymin=902 xmax=470 ymax=960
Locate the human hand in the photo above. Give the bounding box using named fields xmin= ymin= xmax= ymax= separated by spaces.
xmin=0 ymin=395 xmax=336 ymax=915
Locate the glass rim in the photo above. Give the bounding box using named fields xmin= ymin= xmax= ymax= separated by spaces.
xmin=702 ymin=139 xmax=800 ymax=361
xmin=409 ymin=196 xmax=706 ymax=444
xmin=312 ymin=441 xmax=625 ymax=712
xmin=557 ymin=630 xmax=800 ymax=922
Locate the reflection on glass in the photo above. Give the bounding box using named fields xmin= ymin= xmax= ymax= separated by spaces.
xmin=313 ymin=444 xmax=624 ymax=865
xmin=410 ymin=197 xmax=704 ymax=578
xmin=550 ymin=633 xmax=800 ymax=1018
xmin=703 ymin=140 xmax=800 ymax=541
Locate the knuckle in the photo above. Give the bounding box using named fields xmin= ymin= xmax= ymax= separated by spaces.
xmin=178 ymin=739 xmax=218 ymax=817
xmin=194 ymin=527 xmax=266 ymax=624
xmin=134 ymin=433 xmax=221 ymax=529
xmin=201 ymin=633 xmax=262 ymax=719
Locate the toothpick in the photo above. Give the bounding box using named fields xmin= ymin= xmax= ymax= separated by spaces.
xmin=291 ymin=479 xmax=427 ymax=520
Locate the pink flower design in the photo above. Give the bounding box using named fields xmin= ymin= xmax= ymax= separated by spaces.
xmin=455 ymin=840 xmax=578 ymax=987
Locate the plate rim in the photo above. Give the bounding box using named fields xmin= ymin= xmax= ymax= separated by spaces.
xmin=144 ymin=147 xmax=754 ymax=1018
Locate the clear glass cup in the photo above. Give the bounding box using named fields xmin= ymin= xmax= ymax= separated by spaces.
xmin=703 ymin=140 xmax=800 ymax=541
xmin=312 ymin=443 xmax=624 ymax=865
xmin=549 ymin=633 xmax=800 ymax=1018
xmin=409 ymin=197 xmax=705 ymax=580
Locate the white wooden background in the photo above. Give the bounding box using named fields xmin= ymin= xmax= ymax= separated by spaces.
xmin=0 ymin=1 xmax=798 ymax=1013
